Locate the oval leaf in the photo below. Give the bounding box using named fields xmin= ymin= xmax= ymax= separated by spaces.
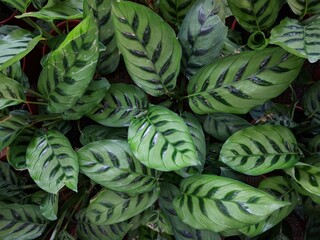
xmin=287 ymin=0 xmax=320 ymax=16
xmin=187 ymin=47 xmax=304 ymax=114
xmin=112 ymin=1 xmax=182 ymax=96
xmin=26 ymin=130 xmax=79 ymax=194
xmin=173 ymin=174 xmax=290 ymax=232
xmin=40 ymin=193 xmax=58 ymax=221
xmin=0 ymin=74 xmax=26 ymax=110
xmin=220 ymin=125 xmax=301 ymax=176
xmin=128 ymin=105 xmax=200 ymax=172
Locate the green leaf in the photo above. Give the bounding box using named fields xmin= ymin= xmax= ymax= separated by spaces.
xmin=26 ymin=130 xmax=79 ymax=194
xmin=84 ymin=0 xmax=120 ymax=74
xmin=220 ymin=125 xmax=301 ymax=176
xmin=159 ymin=0 xmax=197 ymax=27
xmin=57 ymin=230 xmax=75 ymax=240
xmin=78 ymin=139 xmax=160 ymax=194
xmin=291 ymin=179 xmax=320 ymax=204
xmin=204 ymin=112 xmax=251 ymax=142
xmin=305 ymin=216 xmax=320 ymax=240
xmin=0 ymin=25 xmax=41 ymax=71
xmin=87 ymin=83 xmax=149 ymax=127
xmin=0 ymin=74 xmax=26 ymax=110
xmin=303 ymin=81 xmax=320 ymax=120
xmin=187 ymin=47 xmax=304 ymax=114
xmin=32 ymin=0 xmax=47 ymax=9
xmin=84 ymin=187 xmax=160 ymax=224
xmin=112 ymin=1 xmax=182 ymax=97
xmin=128 ymin=105 xmax=200 ymax=172
xmin=286 ymin=0 xmax=320 ymax=15
xmin=0 ymin=162 xmax=23 ymax=197
xmin=17 ymin=0 xmax=83 ymax=20
xmin=37 ymin=15 xmax=99 ymax=113
xmin=62 ymin=78 xmax=110 ymax=120
xmin=2 ymin=61 xmax=29 ymax=89
xmin=227 ymin=0 xmax=282 ymax=32
xmin=239 ymin=176 xmax=299 ymax=237
xmin=270 ymin=17 xmax=320 ymax=63
xmin=308 ymin=135 xmax=320 ymax=154
xmin=0 ymin=0 xmax=32 ymax=12
xmin=40 ymin=193 xmax=58 ymax=220
xmin=141 ymin=210 xmax=173 ymax=235
xmin=247 ymin=31 xmax=269 ymax=50
xmin=173 ymin=174 xmax=290 ymax=232
xmin=0 ymin=203 xmax=47 ymax=240
xmin=178 ymin=0 xmax=228 ymax=78
xmin=285 ymin=162 xmax=320 ymax=196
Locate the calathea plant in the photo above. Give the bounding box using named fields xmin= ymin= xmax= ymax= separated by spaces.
xmin=0 ymin=0 xmax=320 ymax=239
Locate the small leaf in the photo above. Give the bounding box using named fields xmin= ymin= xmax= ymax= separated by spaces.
xmin=303 ymin=81 xmax=320 ymax=120
xmin=173 ymin=174 xmax=290 ymax=232
xmin=40 ymin=193 xmax=58 ymax=221
xmin=128 ymin=105 xmax=200 ymax=172
xmin=0 ymin=74 xmax=26 ymax=110
xmin=0 ymin=162 xmax=23 ymax=197
xmin=220 ymin=125 xmax=301 ymax=176
xmin=287 ymin=0 xmax=320 ymax=16
xmin=26 ymin=130 xmax=79 ymax=194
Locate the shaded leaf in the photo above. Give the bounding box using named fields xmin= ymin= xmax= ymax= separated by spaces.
xmin=1 ymin=61 xmax=29 ymax=89
xmin=141 ymin=210 xmax=173 ymax=235
xmin=0 ymin=0 xmax=31 ymax=13
xmin=0 ymin=74 xmax=25 ymax=110
xmin=57 ymin=230 xmax=75 ymax=240
xmin=287 ymin=0 xmax=320 ymax=16
xmin=0 ymin=162 xmax=23 ymax=197
xmin=303 ymin=80 xmax=320 ymax=120
xmin=40 ymin=193 xmax=58 ymax=221
xmin=305 ymin=216 xmax=320 ymax=240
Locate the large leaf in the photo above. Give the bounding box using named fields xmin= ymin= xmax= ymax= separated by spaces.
xmin=287 ymin=0 xmax=320 ymax=16
xmin=78 ymin=139 xmax=160 ymax=194
xmin=87 ymin=83 xmax=149 ymax=127
xmin=204 ymin=112 xmax=251 ymax=142
xmin=178 ymin=0 xmax=228 ymax=78
xmin=84 ymin=0 xmax=120 ymax=74
xmin=0 ymin=0 xmax=31 ymax=12
xmin=0 ymin=162 xmax=23 ymax=197
xmin=112 ymin=1 xmax=182 ymax=97
xmin=227 ymin=0 xmax=282 ymax=32
xmin=303 ymin=80 xmax=320 ymax=120
xmin=128 ymin=105 xmax=200 ymax=172
xmin=0 ymin=74 xmax=26 ymax=110
xmin=173 ymin=174 xmax=290 ymax=232
xmin=26 ymin=130 xmax=79 ymax=194
xmin=37 ymin=15 xmax=99 ymax=113
xmin=0 ymin=203 xmax=47 ymax=240
xmin=187 ymin=47 xmax=304 ymax=114
xmin=40 ymin=193 xmax=58 ymax=220
xmin=270 ymin=17 xmax=320 ymax=63
xmin=220 ymin=125 xmax=301 ymax=176
xmin=239 ymin=176 xmax=299 ymax=237
xmin=0 ymin=26 xmax=41 ymax=71
xmin=84 ymin=187 xmax=160 ymax=224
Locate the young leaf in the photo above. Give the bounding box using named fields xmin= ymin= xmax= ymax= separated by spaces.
xmin=112 ymin=1 xmax=182 ymax=97
xmin=0 ymin=0 xmax=32 ymax=12
xmin=286 ymin=0 xmax=320 ymax=16
xmin=187 ymin=47 xmax=304 ymax=114
xmin=40 ymin=193 xmax=58 ymax=221
xmin=128 ymin=105 xmax=200 ymax=172
xmin=84 ymin=187 xmax=160 ymax=224
xmin=0 ymin=203 xmax=47 ymax=239
xmin=220 ymin=125 xmax=301 ymax=176
xmin=37 ymin=15 xmax=99 ymax=113
xmin=0 ymin=162 xmax=23 ymax=197
xmin=270 ymin=17 xmax=320 ymax=63
xmin=87 ymin=83 xmax=149 ymax=127
xmin=78 ymin=139 xmax=160 ymax=194
xmin=26 ymin=130 xmax=79 ymax=194
xmin=178 ymin=0 xmax=228 ymax=78
xmin=173 ymin=174 xmax=290 ymax=232
xmin=303 ymin=81 xmax=320 ymax=120
xmin=0 ymin=74 xmax=26 ymax=110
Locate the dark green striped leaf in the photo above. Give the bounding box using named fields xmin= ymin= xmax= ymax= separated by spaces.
xmin=227 ymin=0 xmax=282 ymax=32
xmin=287 ymin=0 xmax=320 ymax=16
xmin=40 ymin=193 xmax=58 ymax=221
xmin=204 ymin=112 xmax=251 ymax=142
xmin=141 ymin=210 xmax=173 ymax=235
xmin=178 ymin=0 xmax=228 ymax=78
xmin=37 ymin=15 xmax=99 ymax=113
xmin=1 ymin=61 xmax=29 ymax=89
xmin=187 ymin=47 xmax=304 ymax=114
xmin=84 ymin=187 xmax=160 ymax=224
xmin=285 ymin=162 xmax=320 ymax=196
xmin=0 ymin=25 xmax=41 ymax=71
xmin=0 ymin=162 xmax=23 ymax=197
xmin=270 ymin=17 xmax=320 ymax=63
xmin=0 ymin=74 xmax=26 ymax=110
xmin=78 ymin=139 xmax=160 ymax=194
xmin=32 ymin=0 xmax=47 ymax=9
xmin=239 ymin=176 xmax=299 ymax=237
xmin=128 ymin=105 xmax=200 ymax=172
xmin=173 ymin=174 xmax=290 ymax=232
xmin=87 ymin=83 xmax=148 ymax=127
xmin=303 ymin=77 xmax=320 ymax=120
xmin=0 ymin=0 xmax=31 ymax=13
xmin=62 ymin=78 xmax=110 ymax=120
xmin=112 ymin=1 xmax=182 ymax=97
xmin=26 ymin=130 xmax=79 ymax=194
xmin=220 ymin=125 xmax=301 ymax=176
xmin=0 ymin=203 xmax=47 ymax=239
xmin=57 ymin=230 xmax=75 ymax=240
xmin=84 ymin=0 xmax=120 ymax=74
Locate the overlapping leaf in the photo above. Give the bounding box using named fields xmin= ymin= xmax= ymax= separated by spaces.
xmin=303 ymin=80 xmax=320 ymax=120
xmin=178 ymin=0 xmax=228 ymax=78
xmin=0 ymin=74 xmax=25 ymax=110
xmin=0 ymin=0 xmax=31 ymax=13
xmin=2 ymin=61 xmax=29 ymax=88
xmin=0 ymin=162 xmax=23 ymax=197
xmin=78 ymin=139 xmax=160 ymax=194
xmin=140 ymin=210 xmax=173 ymax=235
xmin=84 ymin=187 xmax=160 ymax=224
xmin=37 ymin=15 xmax=99 ymax=113
xmin=270 ymin=17 xmax=320 ymax=63
xmin=88 ymin=83 xmax=148 ymax=127
xmin=187 ymin=47 xmax=304 ymax=114
xmin=57 ymin=230 xmax=75 ymax=240
xmin=128 ymin=105 xmax=200 ymax=172
xmin=287 ymin=0 xmax=320 ymax=16
xmin=227 ymin=0 xmax=282 ymax=32
xmin=220 ymin=125 xmax=301 ymax=176
xmin=40 ymin=193 xmax=58 ymax=220
xmin=173 ymin=174 xmax=290 ymax=232
xmin=26 ymin=130 xmax=79 ymax=194
xmin=112 ymin=1 xmax=182 ymax=96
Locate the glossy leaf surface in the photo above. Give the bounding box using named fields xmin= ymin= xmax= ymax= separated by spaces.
xmin=0 ymin=74 xmax=25 ymax=110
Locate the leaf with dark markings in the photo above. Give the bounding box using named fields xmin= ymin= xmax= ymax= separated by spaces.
xmin=40 ymin=193 xmax=58 ymax=221
xmin=0 ymin=74 xmax=26 ymax=110
xmin=57 ymin=230 xmax=75 ymax=240
xmin=303 ymin=81 xmax=320 ymax=121
xmin=1 ymin=61 xmax=29 ymax=89
xmin=287 ymin=0 xmax=320 ymax=16
xmin=0 ymin=162 xmax=23 ymax=198
xmin=80 ymin=125 xmax=127 ymax=145
xmin=140 ymin=210 xmax=173 ymax=235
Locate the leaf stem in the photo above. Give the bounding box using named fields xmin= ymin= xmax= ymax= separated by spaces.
xmin=25 ymin=101 xmax=48 ymax=106
xmin=49 ymin=21 xmax=63 ymax=35
xmin=19 ymin=184 xmax=39 ymax=190
xmin=26 ymin=89 xmax=47 ymax=99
